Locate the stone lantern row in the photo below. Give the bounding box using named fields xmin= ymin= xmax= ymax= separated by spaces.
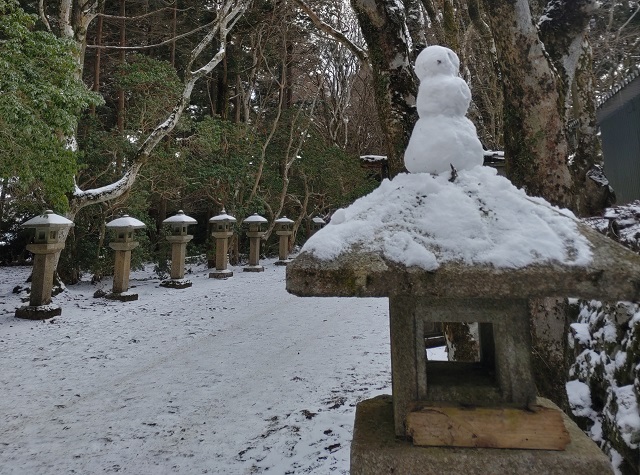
xmin=15 ymin=209 xmax=325 ymax=319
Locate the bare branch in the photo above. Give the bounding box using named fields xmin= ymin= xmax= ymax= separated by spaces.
xmin=97 ymin=5 xmax=192 ymax=22
xmin=86 ymin=21 xmax=211 ymax=50
xmin=292 ymin=0 xmax=369 ymax=65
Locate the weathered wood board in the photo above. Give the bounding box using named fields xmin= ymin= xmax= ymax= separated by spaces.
xmin=406 ymin=403 xmax=571 ymax=450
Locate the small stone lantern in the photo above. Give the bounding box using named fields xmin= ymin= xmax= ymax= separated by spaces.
xmin=243 ymin=213 xmax=268 ymax=272
xmin=310 ymin=216 xmax=326 ymax=236
xmin=209 ymin=208 xmax=236 ymax=279
xmin=106 ymin=214 xmax=146 ymax=301
xmin=15 ymin=210 xmax=74 ymax=319
xmin=160 ymin=210 xmax=197 ymax=289
xmin=274 ymin=216 xmax=294 ymax=265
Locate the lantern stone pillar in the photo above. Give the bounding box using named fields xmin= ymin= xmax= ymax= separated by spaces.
xmin=106 ymin=215 xmax=146 ymax=301
xmin=15 ymin=210 xmax=74 ymax=320
xmin=243 ymin=213 xmax=268 ymax=272
xmin=161 ymin=210 xmax=197 ymax=289
xmin=274 ymin=216 xmax=294 ymax=266
xmin=209 ymin=209 xmax=236 ymax=279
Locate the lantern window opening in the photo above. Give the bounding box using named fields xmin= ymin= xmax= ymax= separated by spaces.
xmin=425 ymin=321 xmax=498 ymax=391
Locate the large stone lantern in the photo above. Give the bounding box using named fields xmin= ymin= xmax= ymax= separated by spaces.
xmin=209 ymin=208 xmax=236 ymax=279
xmin=242 ymin=213 xmax=268 ymax=272
xmin=310 ymin=216 xmax=326 ymax=236
xmin=274 ymin=216 xmax=294 ymax=265
xmin=285 ymin=171 xmax=635 ymax=474
xmin=106 ymin=214 xmax=146 ymax=301
xmin=15 ymin=210 xmax=74 ymax=320
xmin=161 ymin=210 xmax=197 ymax=289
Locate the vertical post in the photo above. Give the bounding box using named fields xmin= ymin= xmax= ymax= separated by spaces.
xmin=29 ymin=252 xmax=55 ymax=306
xmin=389 ymin=295 xmax=426 ymax=437
xmin=112 ymin=248 xmax=132 ymax=294
xmin=248 ymin=235 xmax=260 ymax=266
xmin=215 ymin=235 xmax=229 ymax=271
xmin=170 ymin=239 xmax=187 ymax=279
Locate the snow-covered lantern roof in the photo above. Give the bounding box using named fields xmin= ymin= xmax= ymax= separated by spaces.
xmin=106 ymin=214 xmax=146 ymax=243
xmin=243 ymin=213 xmax=268 ymax=233
xmin=209 ymin=208 xmax=236 ymax=233
xmin=22 ymin=210 xmax=74 ymax=244
xmin=163 ymin=210 xmax=197 ymax=236
xmin=311 ymin=216 xmax=326 ymax=231
xmin=275 ymin=216 xmax=294 ymax=233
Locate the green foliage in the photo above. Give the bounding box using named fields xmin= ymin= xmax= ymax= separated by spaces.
xmin=114 ymin=53 xmax=183 ymax=133
xmin=183 ymin=117 xmax=262 ymax=212
xmin=0 ymin=0 xmax=103 ymax=211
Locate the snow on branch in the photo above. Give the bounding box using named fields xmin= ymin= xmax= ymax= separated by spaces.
xmin=69 ymin=0 xmax=250 ymax=216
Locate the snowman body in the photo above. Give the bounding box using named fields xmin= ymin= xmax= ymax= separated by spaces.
xmin=405 ymin=45 xmax=483 ymax=175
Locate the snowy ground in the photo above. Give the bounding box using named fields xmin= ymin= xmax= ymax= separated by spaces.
xmin=0 ymin=258 xmax=446 ymax=474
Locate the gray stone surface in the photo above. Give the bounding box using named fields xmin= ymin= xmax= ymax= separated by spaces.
xmin=350 ymin=395 xmax=613 ymax=475
xmin=15 ymin=305 xmax=62 ymax=320
xmin=286 ymin=223 xmax=640 ymax=301
xmin=389 ymin=296 xmax=537 ymax=435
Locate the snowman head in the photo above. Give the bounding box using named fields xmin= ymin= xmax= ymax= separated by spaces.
xmin=414 ymin=45 xmax=460 ymax=81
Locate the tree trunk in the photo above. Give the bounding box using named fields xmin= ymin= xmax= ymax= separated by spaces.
xmin=90 ymin=12 xmax=103 ymax=116
xmin=350 ymin=0 xmax=417 ymax=178
xmin=483 ymin=0 xmax=573 ymax=208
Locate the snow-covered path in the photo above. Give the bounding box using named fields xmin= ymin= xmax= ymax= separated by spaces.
xmin=0 ymin=260 xmax=392 ymax=474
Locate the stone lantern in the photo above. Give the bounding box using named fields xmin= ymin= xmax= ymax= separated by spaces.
xmin=15 ymin=210 xmax=74 ymax=320
xmin=160 ymin=210 xmax=197 ymax=289
xmin=106 ymin=214 xmax=146 ymax=301
xmin=285 ymin=187 xmax=637 ymax=474
xmin=310 ymin=216 xmax=326 ymax=236
xmin=242 ymin=213 xmax=268 ymax=272
xmin=274 ymin=216 xmax=294 ymax=265
xmin=209 ymin=208 xmax=236 ymax=279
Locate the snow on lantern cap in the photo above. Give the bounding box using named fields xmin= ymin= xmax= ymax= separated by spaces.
xmin=209 ymin=208 xmax=236 ymax=234
xmin=22 ymin=210 xmax=74 ymax=244
xmin=243 ymin=213 xmax=268 ymax=232
xmin=163 ymin=210 xmax=197 ymax=225
xmin=163 ymin=210 xmax=197 ymax=235
xmin=275 ymin=216 xmax=294 ymax=232
xmin=22 ymin=210 xmax=74 ymax=229
xmin=243 ymin=213 xmax=268 ymax=224
xmin=106 ymin=214 xmax=146 ymax=229
xmin=209 ymin=208 xmax=237 ymax=224
xmin=106 ymin=214 xmax=146 ymax=243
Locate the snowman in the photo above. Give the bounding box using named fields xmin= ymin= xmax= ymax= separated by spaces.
xmin=404 ymin=45 xmax=484 ymax=175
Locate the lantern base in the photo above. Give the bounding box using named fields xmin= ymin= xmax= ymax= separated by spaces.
xmin=350 ymin=395 xmax=612 ymax=475
xmin=15 ymin=304 xmax=61 ymax=320
xmin=209 ymin=270 xmax=233 ymax=279
xmin=274 ymin=260 xmax=291 ymax=266
xmin=105 ymin=292 xmax=139 ymax=302
xmin=160 ymin=279 xmax=193 ymax=289
xmin=243 ymin=265 xmax=264 ymax=273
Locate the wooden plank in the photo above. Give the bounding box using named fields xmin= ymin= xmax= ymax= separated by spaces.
xmin=406 ymin=403 xmax=571 ymax=450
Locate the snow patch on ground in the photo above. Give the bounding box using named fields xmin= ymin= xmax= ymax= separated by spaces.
xmin=0 ymin=261 xmax=393 ymax=474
